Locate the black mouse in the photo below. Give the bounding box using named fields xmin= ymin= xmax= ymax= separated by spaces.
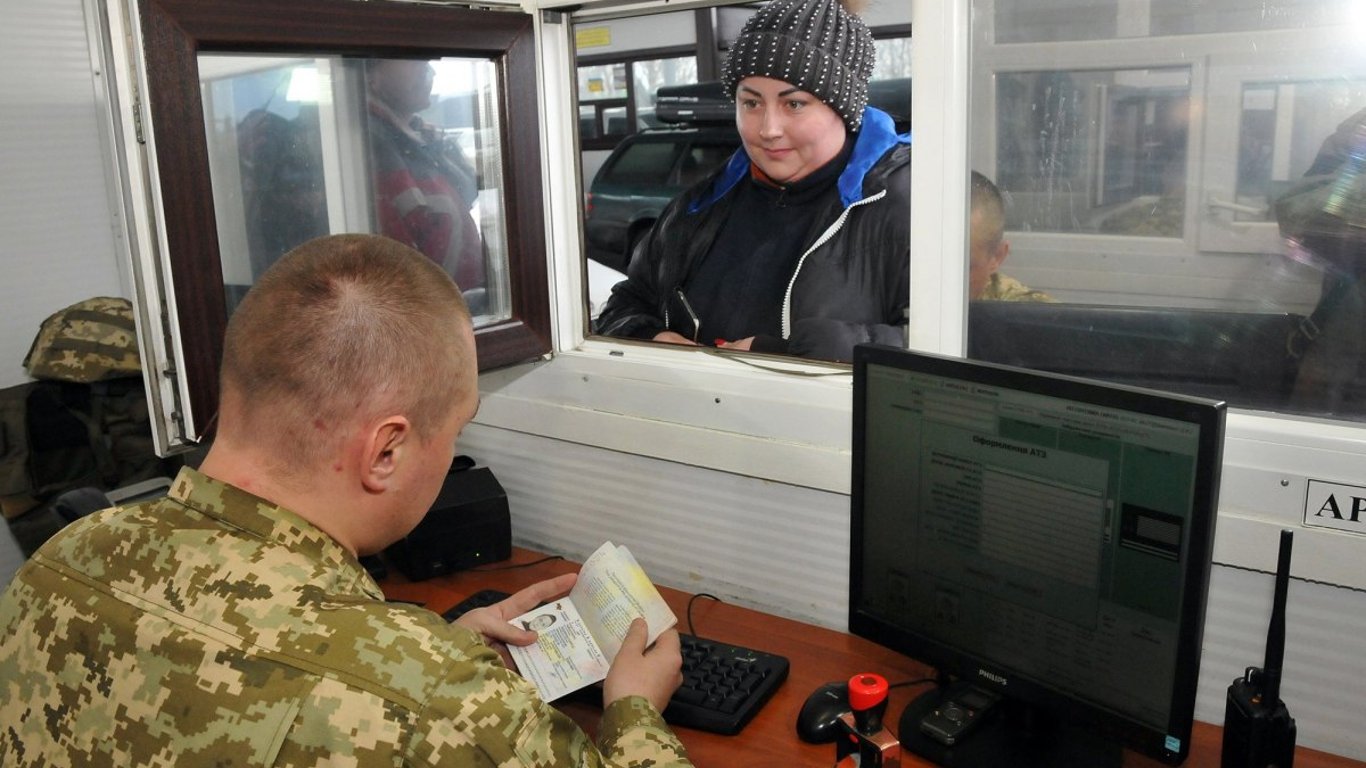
xmin=796 ymin=680 xmax=850 ymax=743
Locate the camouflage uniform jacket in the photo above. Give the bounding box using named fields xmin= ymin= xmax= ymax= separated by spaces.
xmin=0 ymin=467 xmax=693 ymax=767
xmin=980 ymin=272 xmax=1056 ymax=303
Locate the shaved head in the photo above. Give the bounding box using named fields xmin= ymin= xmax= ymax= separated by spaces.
xmin=217 ymin=234 xmax=473 ymax=474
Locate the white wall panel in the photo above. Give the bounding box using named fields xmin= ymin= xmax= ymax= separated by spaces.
xmin=572 ymin=9 xmax=696 ymax=56
xmin=463 ymin=424 xmax=1366 ymax=760
xmin=0 ymin=0 xmax=125 ymax=587
xmin=459 ymin=423 xmax=851 ymax=628
xmin=0 ymin=0 xmax=125 ymax=389
xmin=1197 ymin=566 xmax=1365 ymax=760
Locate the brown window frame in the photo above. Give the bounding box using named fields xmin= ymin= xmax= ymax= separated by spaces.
xmin=138 ymin=0 xmax=550 ymax=441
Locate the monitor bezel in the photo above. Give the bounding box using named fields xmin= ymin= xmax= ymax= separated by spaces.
xmin=848 ymin=343 xmax=1226 ymax=765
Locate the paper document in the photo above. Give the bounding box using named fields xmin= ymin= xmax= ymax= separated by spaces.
xmin=508 ymin=541 xmax=676 ymax=701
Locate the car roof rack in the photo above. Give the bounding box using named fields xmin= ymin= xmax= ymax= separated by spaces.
xmin=655 ymin=81 xmax=734 ymax=125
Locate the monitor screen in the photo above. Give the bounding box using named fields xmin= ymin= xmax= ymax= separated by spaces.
xmin=849 ymin=345 xmax=1225 ymax=766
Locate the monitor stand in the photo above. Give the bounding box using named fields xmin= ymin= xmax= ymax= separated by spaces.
xmin=898 ymin=685 xmax=1122 ymax=767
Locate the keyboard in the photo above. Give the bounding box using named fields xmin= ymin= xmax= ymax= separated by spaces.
xmin=442 ymin=588 xmax=789 ymax=735
xmin=442 ymin=588 xmax=512 ymax=621
xmin=664 ymin=632 xmax=789 ymax=735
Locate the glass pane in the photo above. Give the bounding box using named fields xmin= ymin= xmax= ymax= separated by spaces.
xmin=575 ymin=5 xmax=915 ymax=364
xmin=602 ymin=105 xmax=630 ymax=136
xmin=1235 ymin=79 xmax=1366 ymax=223
xmin=997 ymin=68 xmax=1190 ymax=236
xmin=995 ymin=0 xmax=1357 ymax=43
xmin=579 ymin=104 xmax=598 ymax=140
xmin=578 ymin=62 xmax=628 ymax=101
xmin=1149 ymin=0 xmax=1353 ymax=36
xmin=872 ymin=36 xmax=912 ymax=81
xmin=199 ymin=54 xmax=511 ymax=326
xmin=971 ymin=0 xmax=1366 ymax=424
xmin=602 ymin=142 xmax=680 ymax=184
xmin=632 ymin=55 xmax=697 ymax=128
xmin=872 ymin=37 xmax=912 ymax=132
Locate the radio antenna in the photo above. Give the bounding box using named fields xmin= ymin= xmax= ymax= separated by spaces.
xmin=1261 ymin=529 xmax=1293 ymax=705
xmin=1221 ymin=528 xmax=1297 ymax=768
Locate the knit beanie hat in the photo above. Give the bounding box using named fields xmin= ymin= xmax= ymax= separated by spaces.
xmin=721 ymin=0 xmax=877 ymax=130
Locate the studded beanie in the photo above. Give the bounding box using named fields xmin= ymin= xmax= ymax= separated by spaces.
xmin=721 ymin=0 xmax=877 ymax=130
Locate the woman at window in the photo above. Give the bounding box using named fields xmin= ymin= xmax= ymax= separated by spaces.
xmin=594 ymin=0 xmax=911 ymax=363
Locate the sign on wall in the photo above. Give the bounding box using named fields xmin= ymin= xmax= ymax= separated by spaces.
xmin=575 ymin=27 xmax=611 ymax=49
xmin=1304 ymin=479 xmax=1366 ymax=536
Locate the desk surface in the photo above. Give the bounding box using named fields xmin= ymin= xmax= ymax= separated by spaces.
xmin=380 ymin=548 xmax=1357 ymax=768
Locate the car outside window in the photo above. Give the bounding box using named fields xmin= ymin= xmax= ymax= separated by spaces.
xmin=603 ymin=142 xmax=683 ymax=185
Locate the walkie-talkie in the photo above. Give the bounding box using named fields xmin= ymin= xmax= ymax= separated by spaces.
xmin=1222 ymin=529 xmax=1297 ymax=768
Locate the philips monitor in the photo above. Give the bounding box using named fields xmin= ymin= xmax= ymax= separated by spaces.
xmin=849 ymin=345 xmax=1225 ymax=766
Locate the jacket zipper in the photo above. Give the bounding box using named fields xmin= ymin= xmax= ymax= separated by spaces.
xmin=780 ymin=190 xmax=888 ymax=340
xmin=676 ymin=288 xmax=701 ymax=342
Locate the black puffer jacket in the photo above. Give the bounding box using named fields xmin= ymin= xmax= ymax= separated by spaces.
xmin=595 ymin=106 xmax=911 ymax=363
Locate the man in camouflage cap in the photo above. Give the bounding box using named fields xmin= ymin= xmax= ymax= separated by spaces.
xmin=0 ymin=234 xmax=692 ymax=767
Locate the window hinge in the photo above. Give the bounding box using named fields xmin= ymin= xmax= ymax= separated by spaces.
xmin=132 ymin=84 xmax=146 ymax=145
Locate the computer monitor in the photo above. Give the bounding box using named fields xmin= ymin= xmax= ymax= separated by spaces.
xmin=849 ymin=344 xmax=1225 ymax=766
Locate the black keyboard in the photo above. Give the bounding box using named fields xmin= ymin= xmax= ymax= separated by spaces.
xmin=442 ymin=588 xmax=789 ymax=735
xmin=442 ymin=588 xmax=511 ymax=622
xmin=664 ymin=633 xmax=789 ymax=735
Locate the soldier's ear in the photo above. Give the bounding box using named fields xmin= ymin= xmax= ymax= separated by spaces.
xmin=360 ymin=415 xmax=411 ymax=493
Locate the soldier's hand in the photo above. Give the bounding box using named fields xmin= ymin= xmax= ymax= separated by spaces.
xmin=455 ymin=573 xmax=577 ymax=656
xmin=603 ymin=619 xmax=683 ymax=713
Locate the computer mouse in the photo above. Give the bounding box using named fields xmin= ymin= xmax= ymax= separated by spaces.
xmin=795 ymin=680 xmax=850 ymax=744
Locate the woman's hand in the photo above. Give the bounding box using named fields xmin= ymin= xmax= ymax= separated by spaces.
xmin=714 ymin=336 xmax=754 ymax=350
xmin=652 ymin=331 xmax=700 ymax=346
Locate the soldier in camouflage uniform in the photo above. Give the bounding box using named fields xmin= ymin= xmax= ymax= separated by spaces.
xmin=970 ymin=171 xmax=1056 ymax=303
xmin=0 ymin=234 xmax=693 ymax=767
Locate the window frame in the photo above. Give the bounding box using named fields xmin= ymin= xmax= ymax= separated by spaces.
xmin=576 ymin=45 xmax=700 ymax=151
xmin=950 ymin=1 xmax=1366 ymax=584
xmin=537 ymin=0 xmax=1366 ymax=591
xmin=972 ymin=40 xmax=1206 ymax=257
xmin=125 ymin=0 xmax=550 ymax=445
xmin=97 ymin=0 xmax=1366 ymax=590
xmin=1197 ymin=39 xmax=1366 ymax=254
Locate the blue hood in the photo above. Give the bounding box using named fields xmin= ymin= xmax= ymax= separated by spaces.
xmin=688 ymin=105 xmax=910 ymax=214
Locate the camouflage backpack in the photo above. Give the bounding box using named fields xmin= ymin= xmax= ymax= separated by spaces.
xmin=1 ymin=297 xmax=177 ymax=555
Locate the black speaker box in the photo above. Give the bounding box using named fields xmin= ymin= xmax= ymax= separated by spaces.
xmin=384 ymin=457 xmax=511 ymax=580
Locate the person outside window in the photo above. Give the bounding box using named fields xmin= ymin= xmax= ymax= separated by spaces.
xmin=1277 ymin=107 xmax=1366 ymax=414
xmin=970 ymin=171 xmax=1055 ymax=302
xmin=594 ymin=0 xmax=911 ymax=363
xmin=367 ymin=59 xmax=488 ymax=307
xmin=0 ymin=234 xmax=691 ymax=767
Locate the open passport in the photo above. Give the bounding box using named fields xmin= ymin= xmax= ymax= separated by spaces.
xmin=507 ymin=541 xmax=677 ymax=701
